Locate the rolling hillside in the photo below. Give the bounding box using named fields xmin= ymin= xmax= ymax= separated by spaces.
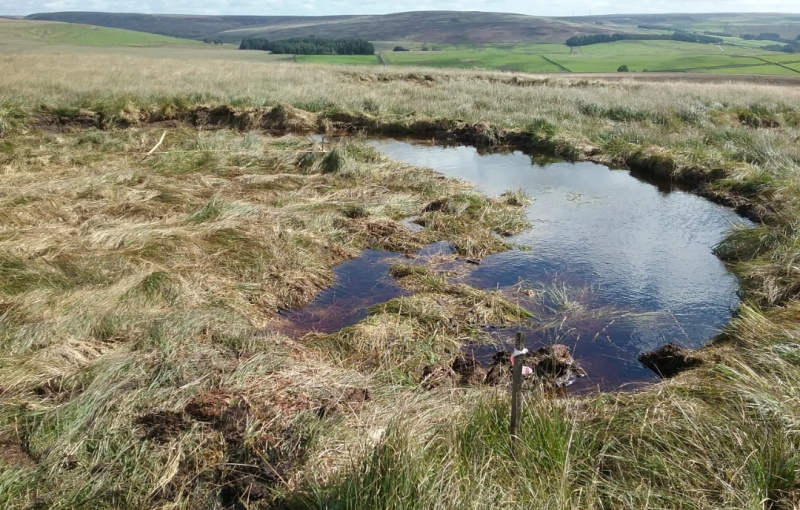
xmin=0 ymin=18 xmax=207 ymax=48
xmin=25 ymin=12 xmax=359 ymax=41
xmin=26 ymin=11 xmax=624 ymax=44
xmin=24 ymin=11 xmax=800 ymax=46
xmin=562 ymin=12 xmax=800 ymax=39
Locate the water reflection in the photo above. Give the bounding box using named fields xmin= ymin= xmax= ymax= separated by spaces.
xmin=369 ymin=140 xmax=751 ymax=385
xmin=280 ymin=250 xmax=409 ymax=335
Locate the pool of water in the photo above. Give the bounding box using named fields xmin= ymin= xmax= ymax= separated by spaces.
xmin=283 ymin=139 xmax=752 ymax=390
xmin=368 ymin=140 xmax=752 ymax=389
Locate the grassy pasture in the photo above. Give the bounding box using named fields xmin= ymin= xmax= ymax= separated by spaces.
xmin=359 ymin=40 xmax=800 ymax=74
xmin=571 ymin=13 xmax=800 ymax=40
xmin=0 ymin=19 xmax=203 ymax=48
xmin=0 ymin=19 xmax=297 ymax=63
xmin=382 ymin=45 xmax=568 ymax=72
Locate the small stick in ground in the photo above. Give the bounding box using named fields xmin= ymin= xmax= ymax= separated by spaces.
xmin=510 ymin=330 xmax=525 ymax=458
xmin=142 ymin=130 xmax=167 ymax=161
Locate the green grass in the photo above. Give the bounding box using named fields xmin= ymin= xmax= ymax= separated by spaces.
xmin=379 ymin=40 xmax=800 ymax=75
xmin=0 ymin=19 xmax=203 ymax=48
xmin=764 ymin=55 xmax=800 ymax=63
xmin=558 ymin=40 xmax=774 ymax=72
xmin=295 ymin=54 xmax=379 ymax=65
xmin=383 ymin=46 xmax=567 ymax=72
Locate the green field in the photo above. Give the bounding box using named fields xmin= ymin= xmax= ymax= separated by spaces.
xmin=568 ymin=13 xmax=800 ymax=40
xmin=0 ymin=19 xmax=300 ymax=63
xmin=306 ymin=40 xmax=800 ymax=75
xmin=0 ymin=19 xmax=203 ymax=48
xmin=295 ymin=54 xmax=379 ymax=65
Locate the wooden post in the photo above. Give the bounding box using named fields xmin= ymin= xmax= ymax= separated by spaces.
xmin=510 ymin=330 xmax=524 ymax=458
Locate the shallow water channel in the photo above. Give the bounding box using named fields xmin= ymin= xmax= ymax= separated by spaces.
xmin=283 ymin=140 xmax=752 ymax=391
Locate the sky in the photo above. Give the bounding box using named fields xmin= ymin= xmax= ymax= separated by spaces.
xmin=1 ymin=0 xmax=798 ymax=17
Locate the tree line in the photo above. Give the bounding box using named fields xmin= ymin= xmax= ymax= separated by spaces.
xmin=239 ymin=37 xmax=374 ymax=55
xmin=567 ymin=31 xmax=722 ymax=47
xmin=741 ymin=33 xmax=800 ymax=53
xmin=763 ymin=41 xmax=800 ymax=53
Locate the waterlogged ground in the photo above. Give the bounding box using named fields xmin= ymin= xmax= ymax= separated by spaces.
xmin=286 ymin=140 xmax=752 ymax=390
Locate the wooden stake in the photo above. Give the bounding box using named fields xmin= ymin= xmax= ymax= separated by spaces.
xmin=510 ymin=330 xmax=524 ymax=458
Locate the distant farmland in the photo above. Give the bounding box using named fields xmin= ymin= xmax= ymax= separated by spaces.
xmin=3 ymin=15 xmax=800 ymax=76
xmin=335 ymin=41 xmax=800 ymax=75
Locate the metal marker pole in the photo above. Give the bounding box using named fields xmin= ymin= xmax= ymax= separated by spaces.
xmin=510 ymin=330 xmax=524 ymax=459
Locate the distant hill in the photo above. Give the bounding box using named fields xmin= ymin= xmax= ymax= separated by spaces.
xmin=560 ymin=13 xmax=800 ymax=39
xmin=24 ymin=12 xmax=362 ymax=41
xmin=24 ymin=10 xmax=800 ymax=45
xmin=26 ymin=11 xmax=622 ymax=44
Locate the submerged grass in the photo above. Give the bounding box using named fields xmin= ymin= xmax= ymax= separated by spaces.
xmin=1 ymin=51 xmax=800 ymax=509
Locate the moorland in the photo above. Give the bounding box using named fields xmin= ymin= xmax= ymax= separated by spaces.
xmin=1 ymin=12 xmax=800 ymax=510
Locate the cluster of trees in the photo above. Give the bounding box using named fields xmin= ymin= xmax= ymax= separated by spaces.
xmin=741 ymin=32 xmax=784 ymax=41
xmin=239 ymin=37 xmax=374 ymax=55
xmin=202 ymin=38 xmax=224 ymax=45
xmin=742 ymin=33 xmax=800 ymax=53
xmin=637 ymin=24 xmax=675 ymax=31
xmin=566 ymin=31 xmax=722 ymax=47
xmin=671 ymin=31 xmax=723 ymax=44
xmin=704 ymin=31 xmax=733 ymax=37
xmin=764 ymin=41 xmax=800 ymax=53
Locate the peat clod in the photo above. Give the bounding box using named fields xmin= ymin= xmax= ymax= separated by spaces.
xmin=484 ymin=350 xmax=512 ymax=385
xmin=486 ymin=344 xmax=586 ymax=388
xmin=452 ymin=354 xmax=487 ymax=386
xmin=134 ymin=410 xmax=189 ymax=443
xmin=262 ymin=103 xmax=319 ymax=133
xmin=0 ymin=438 xmax=37 ymax=469
xmin=317 ymin=387 xmax=371 ymax=418
xmin=421 ymin=344 xmax=585 ymax=389
xmin=182 ymin=391 xmax=299 ymax=507
xmin=639 ymin=343 xmax=702 ymax=378
xmin=191 ymin=105 xmax=243 ymax=128
xmin=528 ymin=344 xmax=587 ymax=388
xmin=184 ymin=390 xmax=251 ymax=442
xmin=34 ymin=109 xmax=104 ymax=132
xmin=421 ymin=363 xmax=457 ymax=389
